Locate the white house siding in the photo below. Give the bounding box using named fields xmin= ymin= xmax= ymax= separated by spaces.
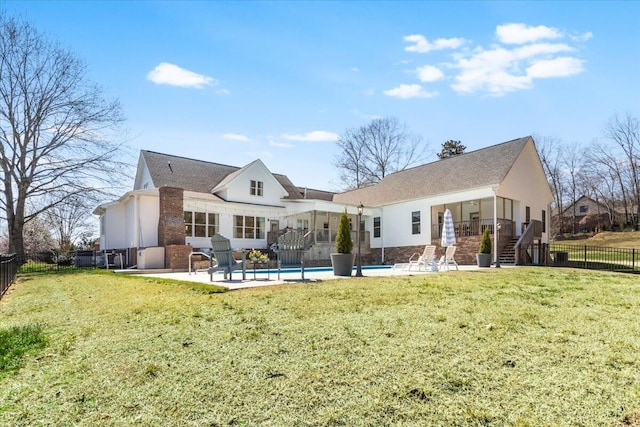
xmin=184 ymin=192 xmax=285 ymax=251
xmin=133 ymin=159 xmax=153 ymax=190
xmin=101 ymin=203 xmax=127 ymax=250
xmin=371 ymin=187 xmax=497 ymax=250
xmin=138 ymin=194 xmax=159 ymax=248
xmin=374 ymin=200 xmax=431 ymax=248
xmin=125 ymin=198 xmax=135 ymax=249
xmin=498 ymin=141 xmax=554 ymax=242
xmin=218 ymin=162 xmax=287 ymax=206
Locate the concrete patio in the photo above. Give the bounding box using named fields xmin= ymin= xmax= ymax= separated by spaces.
xmin=130 ymin=264 xmax=510 ymax=291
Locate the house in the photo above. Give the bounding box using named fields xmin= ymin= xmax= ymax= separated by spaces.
xmin=94 ymin=136 xmax=553 ymax=269
xmin=556 ymin=195 xmax=623 ymax=233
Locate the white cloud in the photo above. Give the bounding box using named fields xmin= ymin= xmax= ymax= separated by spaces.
xmin=222 ymin=133 xmax=250 ymax=142
xmin=416 ymin=65 xmax=444 ymax=82
xmin=352 ymin=110 xmax=383 ymax=121
xmin=396 ymin=23 xmax=589 ymax=97
xmin=281 ymin=131 xmax=339 ymax=142
xmin=571 ymin=31 xmax=593 ymax=42
xmin=269 ymin=140 xmax=294 ymax=148
xmin=351 ymin=67 xmax=360 ymax=72
xmin=147 ymin=62 xmax=215 ymax=88
xmin=216 ymin=88 xmax=230 ymax=95
xmin=496 ymin=23 xmax=563 ymax=45
xmin=513 ymin=43 xmax=573 ymax=59
xmin=403 ymin=34 xmax=466 ymax=53
xmin=246 ymin=150 xmax=274 ymax=159
xmin=526 ymin=57 xmax=585 ymax=78
xmin=383 ymin=84 xmax=437 ymax=99
xmin=451 ymin=43 xmax=585 ymax=96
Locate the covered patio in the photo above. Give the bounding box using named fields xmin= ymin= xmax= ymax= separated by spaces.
xmin=267 ymin=207 xmax=371 ymax=262
xmin=430 ymin=196 xmax=516 ymax=239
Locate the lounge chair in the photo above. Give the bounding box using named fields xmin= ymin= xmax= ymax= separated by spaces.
xmin=274 ymin=230 xmax=307 ymax=280
xmin=409 ymin=245 xmax=437 ymax=271
xmin=393 ymin=245 xmax=437 ymax=271
xmin=439 ymin=246 xmax=459 ymax=271
xmin=208 ymin=234 xmax=246 ymax=281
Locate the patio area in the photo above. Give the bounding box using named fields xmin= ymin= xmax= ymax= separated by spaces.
xmin=128 ymin=263 xmax=511 ymax=290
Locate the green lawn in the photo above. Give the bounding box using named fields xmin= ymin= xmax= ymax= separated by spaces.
xmin=1 ymin=269 xmax=639 ymax=426
xmin=554 ymin=230 xmax=640 ymax=250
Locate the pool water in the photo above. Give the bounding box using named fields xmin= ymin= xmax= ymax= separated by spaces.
xmin=251 ymin=265 xmax=393 ymax=275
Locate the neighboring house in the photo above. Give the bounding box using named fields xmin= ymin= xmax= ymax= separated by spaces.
xmin=557 ymin=195 xmax=626 ymax=233
xmin=94 ymin=136 xmax=553 ymax=268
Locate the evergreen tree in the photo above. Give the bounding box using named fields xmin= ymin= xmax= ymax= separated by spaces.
xmin=438 ymin=140 xmax=466 ymax=159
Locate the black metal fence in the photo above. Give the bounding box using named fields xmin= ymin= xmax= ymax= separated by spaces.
xmin=0 ymin=254 xmax=18 ymax=300
xmin=549 ymin=243 xmax=639 ymax=273
xmin=19 ymin=250 xmax=101 ymax=274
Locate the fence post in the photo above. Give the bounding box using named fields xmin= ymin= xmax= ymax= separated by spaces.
xmin=584 ymin=245 xmax=587 ymax=269
xmin=633 ymin=248 xmax=636 ymax=272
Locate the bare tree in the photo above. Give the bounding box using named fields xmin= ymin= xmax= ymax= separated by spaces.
xmin=334 ymin=117 xmax=426 ymax=190
xmin=535 ymin=135 xmax=566 ymax=234
xmin=43 ymin=197 xmax=95 ymax=252
xmin=0 ymin=215 xmax=55 ymax=254
xmin=0 ymin=17 xmax=126 ymax=262
xmin=604 ymin=112 xmax=640 ymax=229
xmin=563 ymin=144 xmax=584 ymax=234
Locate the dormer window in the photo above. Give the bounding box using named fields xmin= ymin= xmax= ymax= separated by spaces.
xmin=250 ymin=180 xmax=263 ymax=196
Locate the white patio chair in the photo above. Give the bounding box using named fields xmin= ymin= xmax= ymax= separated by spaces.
xmin=439 ymin=246 xmax=459 ymax=271
xmin=408 ymin=245 xmax=437 ymax=271
xmin=393 ymin=245 xmax=436 ymax=271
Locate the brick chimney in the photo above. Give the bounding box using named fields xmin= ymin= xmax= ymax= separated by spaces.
xmin=158 ymin=186 xmax=186 ymax=246
xmin=157 ymin=186 xmax=190 ymax=270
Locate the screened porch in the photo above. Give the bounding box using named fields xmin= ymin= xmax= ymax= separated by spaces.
xmin=431 ymin=197 xmax=516 ymax=238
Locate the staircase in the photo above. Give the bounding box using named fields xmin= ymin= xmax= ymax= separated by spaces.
xmin=498 ymin=238 xmax=518 ymax=264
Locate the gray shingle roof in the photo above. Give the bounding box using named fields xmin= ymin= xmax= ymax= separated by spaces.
xmin=332 ymin=136 xmax=531 ymax=207
xmin=140 ymin=150 xmax=333 ymax=201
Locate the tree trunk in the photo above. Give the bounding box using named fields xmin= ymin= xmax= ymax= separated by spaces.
xmin=8 ymin=217 xmax=25 ymax=264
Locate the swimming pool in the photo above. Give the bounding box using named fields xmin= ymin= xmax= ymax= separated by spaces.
xmin=248 ymin=265 xmax=393 ymax=275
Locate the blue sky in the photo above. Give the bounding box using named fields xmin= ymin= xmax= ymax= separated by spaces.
xmin=5 ymin=1 xmax=639 ymax=191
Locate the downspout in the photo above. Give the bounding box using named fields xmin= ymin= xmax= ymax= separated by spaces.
xmin=133 ymin=194 xmax=140 ymax=249
xmin=381 ymin=206 xmax=385 ymax=264
xmin=493 ymin=187 xmax=498 ymax=264
xmin=547 ymin=201 xmax=552 ymax=265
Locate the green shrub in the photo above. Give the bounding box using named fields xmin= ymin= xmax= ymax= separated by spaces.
xmin=479 ymin=227 xmax=492 ymax=254
xmin=335 ymin=209 xmax=353 ymax=254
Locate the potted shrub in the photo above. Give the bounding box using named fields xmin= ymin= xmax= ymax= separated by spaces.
xmin=476 ymin=227 xmax=492 ymax=267
xmin=330 ymin=209 xmax=355 ymax=276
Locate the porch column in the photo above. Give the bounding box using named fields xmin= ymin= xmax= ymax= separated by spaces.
xmin=311 ymin=210 xmax=316 ymax=244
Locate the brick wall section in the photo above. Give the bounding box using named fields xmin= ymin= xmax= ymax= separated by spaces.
xmin=166 ymin=245 xmax=192 ymax=270
xmin=371 ymin=245 xmax=430 ymax=266
xmin=158 ymin=186 xmax=186 ymax=246
xmin=431 ymin=236 xmax=482 ymax=265
xmin=370 ymin=236 xmax=493 ymax=266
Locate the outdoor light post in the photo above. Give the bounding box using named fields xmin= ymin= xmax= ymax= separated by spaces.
xmin=356 ymin=202 xmax=364 ymax=277
xmin=495 ymin=222 xmax=501 ymax=268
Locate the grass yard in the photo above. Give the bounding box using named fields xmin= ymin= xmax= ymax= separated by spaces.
xmin=557 ymin=231 xmax=640 ymax=249
xmin=1 ymin=269 xmax=639 ymax=426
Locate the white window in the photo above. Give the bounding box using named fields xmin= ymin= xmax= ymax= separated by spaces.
xmin=250 ymin=180 xmax=263 ymax=196
xmin=412 ymin=211 xmax=421 ymax=235
xmin=184 ymin=211 xmax=219 ymax=237
xmin=234 ymin=215 xmax=265 ymax=239
xmin=373 ymin=217 xmax=381 ymax=238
